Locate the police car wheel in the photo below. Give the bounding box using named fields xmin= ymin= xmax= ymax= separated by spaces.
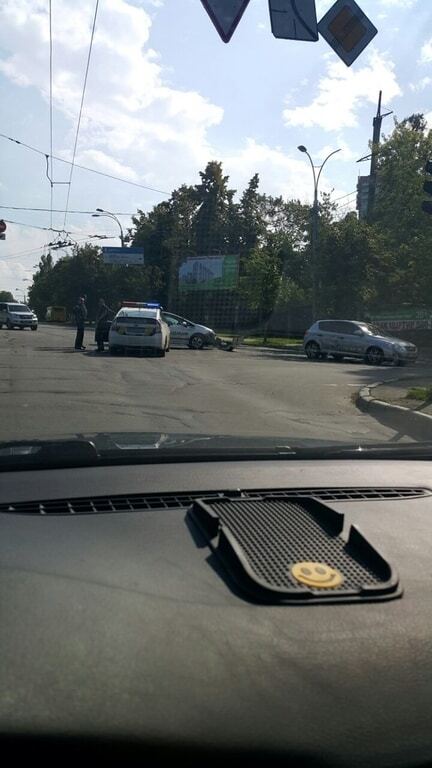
xmin=189 ymin=334 xmax=205 ymax=350
xmin=6 ymin=321 xmax=13 ymax=330
xmin=155 ymin=349 xmax=166 ymax=358
xmin=109 ymin=346 xmax=120 ymax=356
xmin=31 ymin=326 xmax=37 ymax=331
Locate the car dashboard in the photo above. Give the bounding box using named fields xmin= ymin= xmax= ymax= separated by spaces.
xmin=1 ymin=458 xmax=432 ymax=766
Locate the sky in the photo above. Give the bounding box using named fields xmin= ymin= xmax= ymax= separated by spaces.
xmin=0 ymin=0 xmax=431 ymax=297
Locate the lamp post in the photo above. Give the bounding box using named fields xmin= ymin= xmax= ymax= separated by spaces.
xmin=297 ymin=145 xmax=341 ymax=319
xmin=22 ymin=278 xmax=31 ymax=304
xmin=92 ymin=208 xmax=125 ymax=247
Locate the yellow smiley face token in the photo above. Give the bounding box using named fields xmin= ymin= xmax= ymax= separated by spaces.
xmin=291 ymin=561 xmax=344 ymax=589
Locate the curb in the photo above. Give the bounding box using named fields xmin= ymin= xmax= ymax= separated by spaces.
xmin=357 ymin=380 xmax=432 ymax=441
xmin=238 ymin=344 xmax=305 ymax=358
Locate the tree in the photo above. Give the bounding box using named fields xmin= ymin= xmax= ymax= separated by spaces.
xmin=238 ymin=173 xmax=264 ymax=258
xmin=239 ymin=246 xmax=288 ymax=342
xmin=317 ymin=213 xmax=384 ymax=318
xmin=0 ymin=291 xmax=14 ymax=302
xmin=193 ymin=161 xmax=239 ymax=254
xmin=131 ymin=185 xmax=198 ymax=306
xmin=28 ymin=243 xmax=163 ymax=320
xmin=371 ymin=115 xmax=432 ymax=307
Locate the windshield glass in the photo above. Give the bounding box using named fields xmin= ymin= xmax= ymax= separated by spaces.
xmin=8 ymin=305 xmax=30 ymax=313
xmin=1 ymin=0 xmax=431 ymax=455
xmin=117 ymin=316 xmax=157 ymax=325
xmin=360 ymin=324 xmax=387 ymax=336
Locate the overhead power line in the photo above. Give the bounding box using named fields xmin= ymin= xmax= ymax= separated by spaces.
xmin=3 ymin=218 xmax=119 ymax=239
xmin=0 ymin=205 xmax=134 ymax=214
xmin=3 ymin=218 xmax=65 ymax=233
xmin=332 ymin=190 xmax=356 ymax=203
xmin=0 ymin=132 xmax=170 ymax=196
xmin=3 ymin=235 xmax=113 ymax=262
xmin=63 ymin=0 xmax=100 ymax=230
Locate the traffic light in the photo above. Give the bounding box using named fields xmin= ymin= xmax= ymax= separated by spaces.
xmin=422 ymin=160 xmax=432 ymax=214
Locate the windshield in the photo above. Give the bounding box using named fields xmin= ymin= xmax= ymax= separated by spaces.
xmin=1 ymin=0 xmax=431 ymax=456
xmin=360 ymin=324 xmax=386 ymax=336
xmin=8 ymin=305 xmax=30 ymax=313
xmin=117 ymin=315 xmax=157 ymax=325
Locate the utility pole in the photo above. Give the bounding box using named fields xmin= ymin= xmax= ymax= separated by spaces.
xmin=367 ymin=91 xmax=392 ymax=220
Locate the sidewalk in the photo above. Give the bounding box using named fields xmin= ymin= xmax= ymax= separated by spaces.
xmin=358 ymin=368 xmax=432 ymax=441
xmin=373 ymin=374 xmax=432 ymax=415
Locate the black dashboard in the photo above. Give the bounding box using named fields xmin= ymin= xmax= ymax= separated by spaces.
xmin=1 ymin=459 xmax=432 ymax=766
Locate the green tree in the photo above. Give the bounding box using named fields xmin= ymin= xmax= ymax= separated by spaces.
xmin=28 ymin=243 xmax=163 ymax=320
xmin=239 ymin=245 xmax=290 ymax=342
xmin=131 ymin=185 xmax=198 ymax=306
xmin=0 ymin=291 xmax=14 ymax=302
xmin=372 ymin=115 xmax=432 ymax=307
xmin=193 ymin=161 xmax=239 ymax=254
xmin=317 ymin=213 xmax=384 ymax=317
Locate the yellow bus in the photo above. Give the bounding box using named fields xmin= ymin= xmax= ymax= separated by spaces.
xmin=46 ymin=306 xmax=67 ymax=323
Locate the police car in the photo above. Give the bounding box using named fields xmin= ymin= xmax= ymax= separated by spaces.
xmin=161 ymin=311 xmax=216 ymax=349
xmin=108 ymin=303 xmax=170 ymax=357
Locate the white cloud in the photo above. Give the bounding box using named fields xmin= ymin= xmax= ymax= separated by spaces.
xmin=409 ymin=76 xmax=432 ymax=92
xmin=283 ymin=50 xmax=401 ymax=132
xmin=0 ymin=0 xmax=224 ymax=193
xmin=220 ymin=138 xmax=338 ymax=203
xmin=74 ymin=150 xmax=140 ymax=182
xmin=420 ymin=38 xmax=432 ymax=63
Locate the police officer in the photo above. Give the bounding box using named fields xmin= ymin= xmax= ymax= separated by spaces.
xmin=95 ymin=298 xmax=113 ymax=352
xmin=73 ymin=296 xmax=87 ymax=350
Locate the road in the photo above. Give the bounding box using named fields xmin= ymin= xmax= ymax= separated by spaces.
xmin=0 ymin=324 xmax=418 ymax=443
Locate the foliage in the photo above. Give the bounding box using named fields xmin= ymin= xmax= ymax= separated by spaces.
xmin=0 ymin=291 xmax=14 ymax=302
xmin=27 ymin=118 xmax=432 ymax=328
xmin=28 ymin=244 xmax=163 ymax=320
xmin=371 ymin=115 xmax=432 ymax=307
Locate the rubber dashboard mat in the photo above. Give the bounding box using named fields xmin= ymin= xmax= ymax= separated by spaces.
xmin=188 ymin=496 xmax=402 ymax=604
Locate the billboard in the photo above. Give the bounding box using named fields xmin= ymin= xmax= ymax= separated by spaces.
xmin=102 ymin=247 xmax=144 ymax=265
xmin=178 ymin=254 xmax=239 ymax=291
xmin=370 ymin=309 xmax=432 ymax=331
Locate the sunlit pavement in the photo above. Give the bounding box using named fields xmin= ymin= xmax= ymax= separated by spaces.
xmin=0 ymin=324 xmax=421 ymax=443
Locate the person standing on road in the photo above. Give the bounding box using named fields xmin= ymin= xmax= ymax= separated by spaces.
xmin=73 ymin=296 xmax=87 ymax=350
xmin=95 ymin=298 xmax=113 ymax=352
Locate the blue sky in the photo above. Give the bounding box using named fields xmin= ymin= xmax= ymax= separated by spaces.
xmin=0 ymin=0 xmax=431 ymax=295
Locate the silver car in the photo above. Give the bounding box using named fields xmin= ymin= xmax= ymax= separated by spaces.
xmin=304 ymin=320 xmax=418 ymax=366
xmin=0 ymin=302 xmax=38 ymax=331
xmin=161 ymin=311 xmax=216 ymax=349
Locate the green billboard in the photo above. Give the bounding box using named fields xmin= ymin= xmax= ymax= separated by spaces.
xmin=178 ymin=254 xmax=239 ymax=292
xmin=370 ymin=308 xmax=432 ymax=330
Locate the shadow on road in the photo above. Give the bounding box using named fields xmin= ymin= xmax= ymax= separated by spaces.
xmin=36 ymin=346 xmax=78 ymax=353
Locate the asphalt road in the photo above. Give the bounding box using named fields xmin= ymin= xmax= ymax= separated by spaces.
xmin=0 ymin=323 xmax=418 ymax=443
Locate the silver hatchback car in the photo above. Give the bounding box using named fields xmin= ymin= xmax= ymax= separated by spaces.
xmin=304 ymin=320 xmax=418 ymax=366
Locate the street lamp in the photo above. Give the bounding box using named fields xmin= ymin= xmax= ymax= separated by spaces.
xmin=92 ymin=208 xmax=125 ymax=247
xmin=298 ymin=145 xmax=341 ymax=319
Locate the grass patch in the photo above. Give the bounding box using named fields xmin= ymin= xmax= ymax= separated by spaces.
xmin=406 ymin=386 xmax=432 ymax=402
xmin=216 ymin=334 xmax=301 ymax=348
xmin=243 ymin=336 xmax=302 ymax=348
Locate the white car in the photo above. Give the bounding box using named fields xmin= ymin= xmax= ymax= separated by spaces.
xmin=0 ymin=302 xmax=38 ymax=330
xmin=161 ymin=311 xmax=215 ymax=349
xmin=108 ymin=305 xmax=170 ymax=357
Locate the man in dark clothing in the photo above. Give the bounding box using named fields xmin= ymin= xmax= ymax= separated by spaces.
xmin=95 ymin=298 xmax=113 ymax=352
xmin=73 ymin=297 xmax=87 ymax=350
